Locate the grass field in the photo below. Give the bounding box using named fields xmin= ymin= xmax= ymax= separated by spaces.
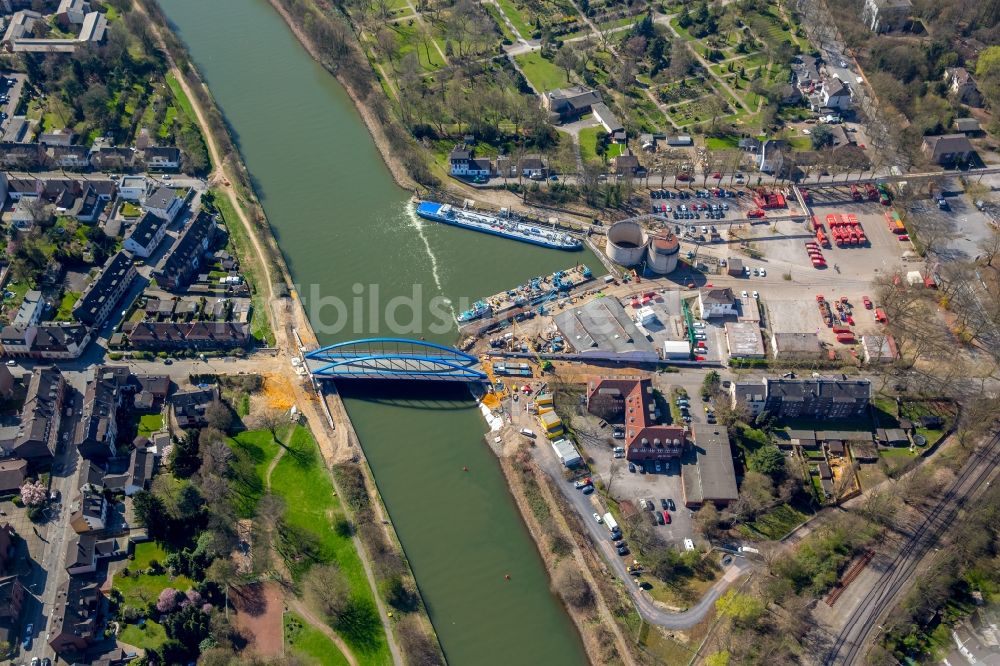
xmin=54 ymin=291 xmax=80 ymax=322
xmin=165 ymin=72 xmax=196 ymax=124
xmin=483 ymin=2 xmax=516 ymax=42
xmin=390 ymin=22 xmax=446 ymax=72
xmin=120 ymin=619 xmax=168 ymax=650
xmin=515 ymin=51 xmax=568 ymax=92
xmin=211 ymin=190 xmax=274 ymax=346
xmin=115 ymin=542 xmax=194 ymax=610
xmin=739 ymin=503 xmax=810 ymax=540
xmin=229 ymin=426 xmax=391 ymax=665
xmin=284 ymin=613 xmax=352 ymax=666
xmin=578 ymin=126 xmax=603 ymax=163
xmin=138 ymin=413 xmax=164 ymax=438
xmin=495 ymin=0 xmax=533 ymax=38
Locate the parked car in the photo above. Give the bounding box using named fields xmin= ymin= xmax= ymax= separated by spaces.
xmin=22 ymin=623 xmax=33 ymax=650
xmin=663 ymin=511 xmax=671 ymax=524
xmin=655 ymin=512 xmax=665 ymax=525
xmin=667 ymin=498 xmax=675 ymax=511
xmin=660 ymin=499 xmax=668 ymax=509
xmin=593 ymin=513 xmax=602 ymax=523
xmin=628 ymin=462 xmax=636 ymax=473
xmin=617 ymin=545 xmax=630 ymax=556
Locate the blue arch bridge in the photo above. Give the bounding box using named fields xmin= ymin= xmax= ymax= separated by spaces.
xmin=304 ymin=338 xmax=487 ymax=382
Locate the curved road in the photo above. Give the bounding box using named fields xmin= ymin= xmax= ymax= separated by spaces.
xmin=824 ymin=433 xmax=1000 ymax=665
xmin=532 ymin=446 xmax=751 ymax=629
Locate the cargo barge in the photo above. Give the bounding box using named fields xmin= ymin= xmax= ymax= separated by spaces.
xmin=415 ymin=201 xmax=582 ymax=251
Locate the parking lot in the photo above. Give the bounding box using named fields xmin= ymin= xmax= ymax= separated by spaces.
xmin=0 ymin=72 xmax=27 ymax=138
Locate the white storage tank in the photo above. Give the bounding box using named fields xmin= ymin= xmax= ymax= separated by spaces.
xmin=606 ymin=220 xmax=648 ymax=267
xmin=647 ymin=232 xmax=680 ymax=274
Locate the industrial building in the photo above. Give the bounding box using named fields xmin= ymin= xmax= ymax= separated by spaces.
xmin=662 ymin=340 xmax=691 ymax=360
xmin=724 ymin=322 xmax=765 ymax=358
xmin=585 ymin=377 xmax=686 ymax=462
xmin=770 ymin=332 xmax=824 ymax=360
xmin=553 ymin=298 xmax=657 ymax=362
xmin=550 ymin=439 xmax=582 ymax=467
xmin=730 ymin=377 xmax=871 ymax=420
xmin=681 ymin=425 xmax=738 ymax=508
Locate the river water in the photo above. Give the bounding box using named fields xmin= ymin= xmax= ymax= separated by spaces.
xmin=159 ymin=1 xmax=592 ymax=663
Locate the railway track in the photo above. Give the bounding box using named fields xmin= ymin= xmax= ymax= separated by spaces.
xmin=824 ymin=433 xmax=1000 ymax=665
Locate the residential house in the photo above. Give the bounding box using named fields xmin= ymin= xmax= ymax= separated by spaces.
xmin=518 ymin=156 xmax=548 ymax=179
xmin=28 ymin=324 xmax=91 ymax=360
xmin=10 ymin=367 xmax=64 ymax=460
xmin=592 ymin=102 xmax=624 ymax=135
xmin=39 ymin=130 xmax=77 ymax=147
xmin=89 ymin=146 xmax=136 ymax=171
xmin=1 ymin=10 xmax=41 ymax=46
xmin=131 ymin=374 xmax=170 ymax=410
xmin=730 ymin=376 xmax=871 ymax=420
xmin=13 ymin=290 xmax=45 ymax=327
xmin=0 ymin=458 xmax=28 ymax=493
xmin=0 ymin=523 xmax=16 ymax=574
xmin=861 ymin=0 xmax=912 ymax=32
xmin=792 ymin=55 xmax=821 ymax=90
xmin=945 ymin=68 xmax=982 ymax=107
xmin=821 ymin=79 xmax=852 ymax=111
xmin=65 ymin=533 xmax=120 ymax=575
xmin=170 ymin=386 xmax=219 ymax=429
xmin=122 ymin=212 xmax=166 ymax=258
xmin=699 ymin=288 xmax=737 ymax=318
xmin=612 ymin=153 xmax=645 ymax=178
xmin=56 ymin=0 xmax=90 ymax=26
xmin=103 ymin=447 xmax=155 ymax=496
xmin=141 ymin=186 xmax=184 ymax=222
xmin=142 ymin=146 xmax=181 ymax=170
xmin=448 ymin=145 xmax=491 ymax=178
xmin=0 ymin=142 xmax=43 ymax=169
xmin=955 ymin=117 xmax=982 ymax=134
xmin=152 ymin=211 xmax=217 ymax=291
xmin=71 ymin=184 xmax=107 ymax=223
xmin=47 ymin=578 xmax=103 ymax=656
xmin=77 ymin=11 xmax=108 ymax=43
xmin=0 ymin=574 xmax=26 ymax=649
xmin=49 ymin=145 xmax=91 ymax=170
xmin=0 ymin=324 xmax=36 ymax=356
xmin=921 ymin=134 xmax=976 ymax=166
xmin=542 ymin=86 xmax=602 ymax=122
xmin=117 ymin=175 xmax=146 ymax=201
xmin=72 ymin=252 xmax=137 ymax=328
xmin=74 ymin=368 xmax=123 ymax=459
xmin=70 ymin=487 xmax=108 ymax=533
xmin=586 ymin=377 xmax=687 ymax=462
xmin=681 ymin=425 xmax=739 ymax=508
xmin=666 ymin=135 xmax=693 ymax=147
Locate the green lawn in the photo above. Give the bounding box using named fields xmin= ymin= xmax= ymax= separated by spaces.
xmin=515 ymin=51 xmax=569 ymax=92
xmin=233 ymin=426 xmax=391 ymax=664
xmin=138 ymin=413 xmax=164 ymax=438
xmin=483 ymin=2 xmax=516 ymax=42
xmin=121 ymin=202 xmax=141 ymax=218
xmin=211 ymin=190 xmax=273 ymax=345
xmin=120 ymin=619 xmax=167 ymax=650
xmin=495 ymin=0 xmax=533 ymax=38
xmin=739 ymin=503 xmax=810 ymax=540
xmin=228 ymin=428 xmax=283 ymax=518
xmin=54 ymin=291 xmax=80 ymax=322
xmin=578 ymin=126 xmax=602 ymax=163
xmin=115 ymin=552 xmax=194 ymax=610
xmin=390 ymin=22 xmax=445 ymax=72
xmin=284 ymin=613 xmax=352 ymax=666
xmin=165 ymin=72 xmax=196 ymax=123
xmin=132 ymin=541 xmax=167 ymax=569
xmin=705 ymin=135 xmax=740 ymax=150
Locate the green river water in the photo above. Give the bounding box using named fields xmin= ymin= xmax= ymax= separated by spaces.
xmin=159 ymin=1 xmax=594 ymax=663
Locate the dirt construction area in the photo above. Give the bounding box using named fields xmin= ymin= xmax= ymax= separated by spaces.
xmin=231 ymin=582 xmax=285 ymax=658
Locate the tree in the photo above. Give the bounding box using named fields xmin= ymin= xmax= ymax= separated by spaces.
xmin=553 ymin=48 xmax=578 ymax=84
xmin=694 ymin=503 xmax=723 ymax=540
xmin=555 ymin=568 xmax=594 ymax=610
xmin=810 ymin=123 xmax=834 ymax=149
xmin=975 ymin=45 xmax=1000 ymax=109
xmin=205 ymin=401 xmax=234 ymax=433
xmin=747 ymin=446 xmax=786 ymax=481
xmin=205 ymin=557 xmax=240 ymax=593
xmin=249 ymin=407 xmax=287 ymax=444
xmin=705 ymin=652 xmax=730 ymax=666
xmin=304 ymin=564 xmax=351 ymax=620
xmin=20 ymin=481 xmax=47 ymax=507
xmin=715 ymin=589 xmax=765 ymax=627
xmin=170 ymin=432 xmax=201 ymax=478
xmin=157 ymin=587 xmax=180 ymax=613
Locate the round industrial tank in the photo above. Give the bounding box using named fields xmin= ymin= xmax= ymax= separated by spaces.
xmin=646 ymin=232 xmax=680 ymax=274
xmin=606 ymin=220 xmax=648 ymax=267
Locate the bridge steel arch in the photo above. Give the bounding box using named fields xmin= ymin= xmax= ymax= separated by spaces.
xmin=304 ymin=338 xmax=487 ymax=382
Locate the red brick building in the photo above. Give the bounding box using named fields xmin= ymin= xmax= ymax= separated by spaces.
xmin=586 ymin=377 xmax=686 ymax=462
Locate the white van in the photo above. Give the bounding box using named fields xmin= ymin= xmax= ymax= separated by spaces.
xmin=519 ymin=428 xmax=536 ymax=439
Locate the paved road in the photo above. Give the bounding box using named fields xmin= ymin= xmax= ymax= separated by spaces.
xmin=823 ymin=433 xmax=1000 ymax=665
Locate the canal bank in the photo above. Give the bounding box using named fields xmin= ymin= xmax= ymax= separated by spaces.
xmin=156 ymin=1 xmax=592 ymax=663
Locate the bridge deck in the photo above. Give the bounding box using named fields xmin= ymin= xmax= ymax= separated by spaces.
xmin=303 ymin=338 xmax=487 ymax=382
